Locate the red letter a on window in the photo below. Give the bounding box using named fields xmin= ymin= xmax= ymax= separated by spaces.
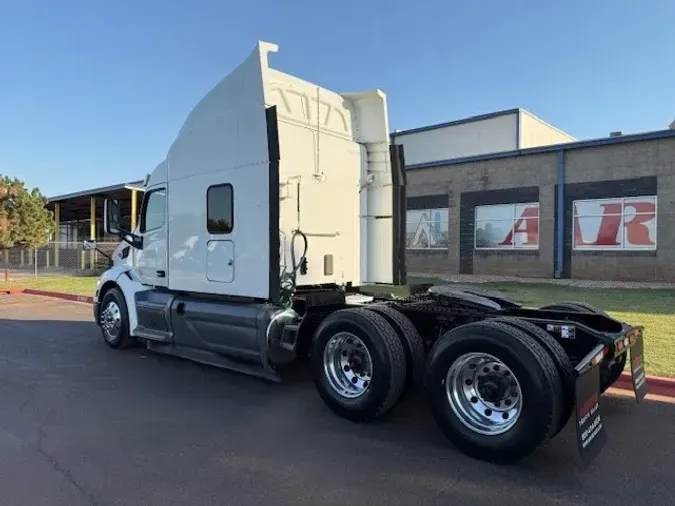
xmin=499 ymin=206 xmax=539 ymax=246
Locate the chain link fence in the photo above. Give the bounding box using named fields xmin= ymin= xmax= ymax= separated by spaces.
xmin=0 ymin=241 xmax=120 ymax=278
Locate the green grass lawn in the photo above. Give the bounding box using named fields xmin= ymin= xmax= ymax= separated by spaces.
xmin=2 ymin=276 xmax=674 ymax=377
xmin=363 ymin=280 xmax=675 ymax=378
xmin=0 ymin=276 xmax=98 ymax=296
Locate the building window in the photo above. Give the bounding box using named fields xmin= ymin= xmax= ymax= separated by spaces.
xmin=207 ymin=184 xmax=234 ymax=234
xmin=406 ymin=208 xmax=449 ymax=250
xmin=573 ymin=196 xmax=656 ymax=250
xmin=140 ymin=188 xmax=166 ymax=233
xmin=474 ymin=202 xmax=539 ymax=250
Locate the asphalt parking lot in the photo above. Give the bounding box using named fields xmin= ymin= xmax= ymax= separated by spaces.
xmin=1 ymin=294 xmax=674 ymax=506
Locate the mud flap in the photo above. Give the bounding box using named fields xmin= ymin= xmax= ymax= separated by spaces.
xmin=629 ymin=332 xmax=648 ymax=402
xmin=575 ymin=364 xmax=607 ymax=465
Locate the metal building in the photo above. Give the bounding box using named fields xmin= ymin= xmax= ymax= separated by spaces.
xmin=391 ymin=108 xmax=576 ymax=167
xmin=47 ymin=180 xmax=145 ymax=244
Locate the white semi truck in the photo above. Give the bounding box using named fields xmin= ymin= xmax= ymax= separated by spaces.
xmin=87 ymin=41 xmax=648 ymax=465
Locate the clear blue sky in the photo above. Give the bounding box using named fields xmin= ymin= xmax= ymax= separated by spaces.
xmin=2 ymin=0 xmax=674 ymax=197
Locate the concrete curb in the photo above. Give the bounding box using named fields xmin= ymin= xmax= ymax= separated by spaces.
xmin=614 ymin=371 xmax=675 ymax=398
xmin=3 ymin=288 xmax=94 ymax=304
xmin=3 ymin=287 xmax=675 ymax=398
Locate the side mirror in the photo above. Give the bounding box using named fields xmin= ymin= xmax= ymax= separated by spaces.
xmin=104 ymin=199 xmax=121 ymax=235
xmin=104 ymin=197 xmax=144 ymax=250
xmin=83 ymin=239 xmax=97 ymax=251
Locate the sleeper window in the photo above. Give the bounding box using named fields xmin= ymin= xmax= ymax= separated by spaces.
xmin=207 ymin=184 xmax=234 ymax=234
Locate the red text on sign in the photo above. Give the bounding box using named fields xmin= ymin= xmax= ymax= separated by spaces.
xmin=574 ymin=199 xmax=655 ymax=248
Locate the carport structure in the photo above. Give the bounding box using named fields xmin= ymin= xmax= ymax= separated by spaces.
xmin=46 ymin=180 xmax=145 ymax=267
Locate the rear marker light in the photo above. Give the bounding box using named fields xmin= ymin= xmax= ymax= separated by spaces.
xmin=592 ymin=349 xmax=606 ymax=366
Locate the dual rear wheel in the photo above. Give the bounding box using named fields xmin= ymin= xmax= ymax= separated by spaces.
xmin=310 ymin=307 xmax=423 ymax=422
xmin=425 ymin=319 xmax=571 ymax=463
xmin=310 ymin=307 xmax=574 ymax=464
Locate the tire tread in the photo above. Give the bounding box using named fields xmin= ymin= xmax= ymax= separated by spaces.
xmin=354 ymin=308 xmax=408 ymax=418
xmin=490 ymin=317 xmax=574 ymax=438
xmin=366 ymin=304 xmax=426 ymax=394
xmin=478 ymin=320 xmax=564 ymax=445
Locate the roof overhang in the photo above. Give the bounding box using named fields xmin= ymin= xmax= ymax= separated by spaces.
xmin=47 ymin=180 xmax=145 ymax=204
xmin=46 ymin=180 xmax=145 ymax=222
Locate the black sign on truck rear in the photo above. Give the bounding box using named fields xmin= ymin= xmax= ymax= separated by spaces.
xmin=575 ymin=364 xmax=607 ymax=465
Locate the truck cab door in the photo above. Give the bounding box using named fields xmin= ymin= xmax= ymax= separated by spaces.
xmin=136 ymin=186 xmax=168 ymax=288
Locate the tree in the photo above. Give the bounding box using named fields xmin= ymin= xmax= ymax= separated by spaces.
xmin=0 ymin=176 xmax=22 ymax=249
xmin=0 ymin=175 xmax=54 ymax=249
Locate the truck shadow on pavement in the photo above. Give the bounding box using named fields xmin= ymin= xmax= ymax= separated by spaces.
xmin=2 ymin=316 xmax=675 ymax=506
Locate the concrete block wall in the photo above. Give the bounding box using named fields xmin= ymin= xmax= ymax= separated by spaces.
xmin=404 ymin=134 xmax=675 ymax=282
xmin=563 ymin=138 xmax=675 ymax=281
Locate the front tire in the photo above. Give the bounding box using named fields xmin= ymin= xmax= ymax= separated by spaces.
xmin=99 ymin=287 xmax=135 ymax=349
xmin=426 ymin=320 xmax=563 ymax=464
xmin=310 ymin=308 xmax=407 ymax=422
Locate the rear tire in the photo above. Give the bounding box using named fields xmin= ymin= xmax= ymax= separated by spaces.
xmin=490 ymin=317 xmax=575 ymax=438
xmin=310 ymin=308 xmax=407 ymax=422
xmin=99 ymin=287 xmax=135 ymax=349
xmin=426 ymin=320 xmax=563 ymax=464
xmin=365 ymin=304 xmax=426 ymax=397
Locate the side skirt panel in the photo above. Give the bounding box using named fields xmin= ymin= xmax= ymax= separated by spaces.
xmin=146 ymin=342 xmax=281 ymax=383
xmin=135 ymin=289 xmax=283 ymax=382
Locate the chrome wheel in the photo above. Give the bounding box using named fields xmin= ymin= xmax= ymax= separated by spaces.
xmin=101 ymin=301 xmax=122 ymax=342
xmin=323 ymin=332 xmax=373 ymax=399
xmin=445 ymin=353 xmax=522 ymax=435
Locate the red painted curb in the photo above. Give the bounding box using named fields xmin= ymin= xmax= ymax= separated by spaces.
xmin=12 ymin=288 xmax=94 ymax=304
xmin=1 ymin=288 xmax=25 ymax=295
xmin=614 ymin=372 xmax=675 ymax=398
